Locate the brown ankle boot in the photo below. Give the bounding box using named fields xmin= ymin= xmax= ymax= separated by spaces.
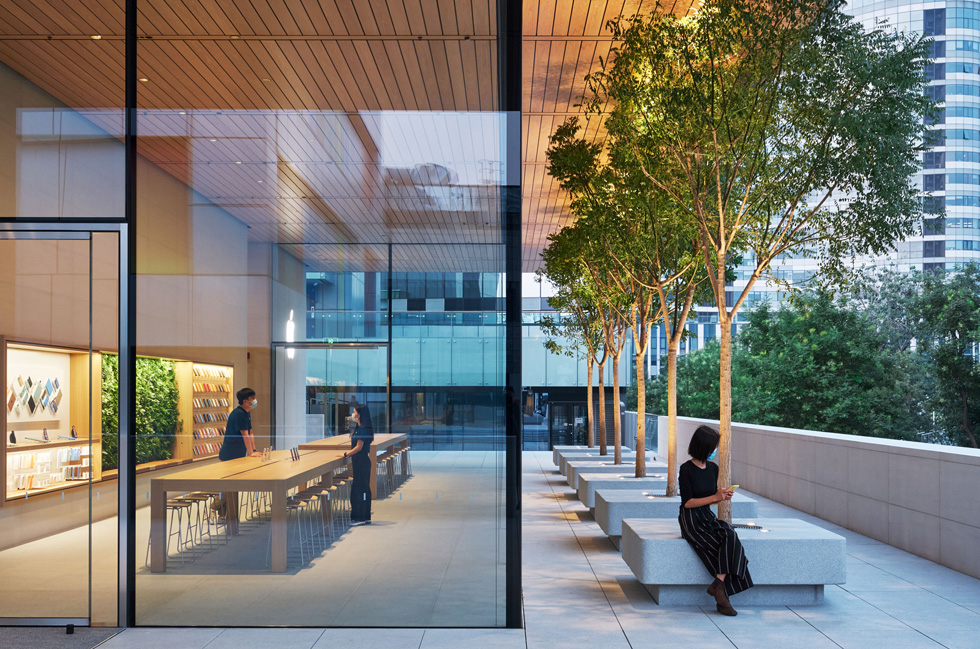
xmin=713 ymin=582 xmax=738 ymax=616
xmin=707 ymin=578 xmax=721 ymax=598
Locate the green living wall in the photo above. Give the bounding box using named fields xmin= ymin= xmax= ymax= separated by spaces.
xmin=101 ymin=355 xmax=181 ymax=470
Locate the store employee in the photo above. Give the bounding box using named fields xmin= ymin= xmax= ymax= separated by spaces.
xmin=219 ymin=387 xmax=261 ymax=461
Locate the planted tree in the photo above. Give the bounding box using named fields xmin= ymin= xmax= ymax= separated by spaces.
xmin=538 ymin=244 xmax=607 ymax=449
xmin=916 ymin=264 xmax=980 ymax=448
xmin=549 ymin=118 xmax=704 ymax=481
xmin=593 ymin=0 xmax=934 ymax=518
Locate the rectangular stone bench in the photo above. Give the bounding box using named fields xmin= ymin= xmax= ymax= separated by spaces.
xmin=576 ymin=473 xmax=669 ymax=509
xmin=559 ymin=450 xmax=643 ymax=476
xmin=554 ymin=446 xmax=633 ymax=472
xmin=566 ymin=460 xmax=664 ymax=489
xmin=596 ymin=491 xmax=759 ymax=548
xmin=621 ymin=518 xmax=846 ymax=605
xmin=553 ymin=445 xmax=589 ymax=466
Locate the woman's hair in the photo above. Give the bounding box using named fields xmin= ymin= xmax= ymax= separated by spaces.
xmin=236 ymin=387 xmax=256 ymax=405
xmin=688 ymin=425 xmax=720 ymax=462
xmin=355 ymin=405 xmax=374 ymax=433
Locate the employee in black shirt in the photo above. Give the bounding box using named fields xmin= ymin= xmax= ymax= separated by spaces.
xmin=213 ymin=387 xmax=261 ymax=519
xmin=678 ymin=425 xmax=753 ymax=616
xmin=343 ymin=404 xmax=375 ymax=524
xmin=219 ymin=387 xmax=261 ymax=461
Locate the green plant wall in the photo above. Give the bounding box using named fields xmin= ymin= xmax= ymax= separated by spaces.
xmin=101 ymin=354 xmax=181 ymax=470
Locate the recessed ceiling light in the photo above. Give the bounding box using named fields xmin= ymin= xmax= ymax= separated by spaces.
xmin=90 ymin=35 xmax=102 ymax=40
xmin=209 ymin=138 xmax=216 ymax=142
xmin=178 ymin=111 xmax=186 ymax=115
xmin=235 ymin=161 xmax=242 ymax=164
xmin=261 ymin=78 xmax=271 ymax=82
xmin=257 ymin=180 xmax=263 ymax=183
xmin=230 ymin=35 xmax=240 ymax=39
xmin=138 ymin=78 xmax=148 ymax=82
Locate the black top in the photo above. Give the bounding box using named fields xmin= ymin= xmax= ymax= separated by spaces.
xmin=350 ymin=425 xmax=374 ymax=458
xmin=678 ymin=459 xmax=718 ymax=506
xmin=219 ymin=406 xmax=251 ymax=461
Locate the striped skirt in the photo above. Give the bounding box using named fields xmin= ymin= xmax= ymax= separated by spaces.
xmin=678 ymin=505 xmax=753 ymax=597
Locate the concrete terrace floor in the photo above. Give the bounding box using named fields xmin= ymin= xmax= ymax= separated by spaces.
xmin=4 ymin=450 xmax=980 ymax=649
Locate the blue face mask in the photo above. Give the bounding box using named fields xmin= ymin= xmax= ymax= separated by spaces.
xmin=707 ymin=449 xmax=718 ymax=461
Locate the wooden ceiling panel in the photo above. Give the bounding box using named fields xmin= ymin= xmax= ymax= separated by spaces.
xmin=0 ymin=1 xmax=698 ymax=271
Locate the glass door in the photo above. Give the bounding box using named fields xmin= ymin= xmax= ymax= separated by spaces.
xmin=0 ymin=232 xmax=96 ymax=625
xmin=274 ymin=343 xmax=389 ymax=449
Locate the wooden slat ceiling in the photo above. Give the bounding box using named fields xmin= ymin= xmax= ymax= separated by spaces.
xmin=0 ymin=0 xmax=697 ymax=273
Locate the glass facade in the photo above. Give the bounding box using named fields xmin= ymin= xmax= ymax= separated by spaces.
xmin=1 ymin=0 xmax=520 ymax=629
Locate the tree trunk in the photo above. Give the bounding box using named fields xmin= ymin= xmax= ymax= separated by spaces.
xmin=586 ymin=362 xmax=595 ymax=447
xmin=718 ymin=315 xmax=733 ymax=522
xmin=612 ymin=352 xmax=622 ymax=464
xmin=597 ymin=361 xmax=607 ymax=455
xmin=635 ymin=348 xmax=647 ymax=478
xmin=666 ymin=341 xmax=679 ymax=497
xmin=961 ymin=388 xmax=978 ymax=448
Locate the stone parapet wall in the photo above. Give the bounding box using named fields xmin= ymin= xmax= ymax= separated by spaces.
xmin=643 ymin=414 xmax=980 ymax=580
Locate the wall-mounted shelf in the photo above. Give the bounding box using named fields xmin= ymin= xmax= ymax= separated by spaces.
xmin=175 ymin=362 xmax=233 ymax=461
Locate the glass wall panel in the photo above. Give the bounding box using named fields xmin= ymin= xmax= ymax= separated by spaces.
xmin=0 ymin=0 xmax=123 ymax=627
xmin=0 ymin=232 xmax=120 ymax=627
xmin=134 ymin=0 xmax=508 ymax=627
xmin=0 ymin=4 xmax=124 ymax=221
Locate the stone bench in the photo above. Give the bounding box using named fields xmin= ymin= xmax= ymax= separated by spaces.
xmin=596 ymin=491 xmax=759 ymax=549
xmin=576 ymin=473 xmax=669 ymax=509
xmin=621 ymin=518 xmax=846 ymax=605
xmin=553 ymin=445 xmax=589 ymax=466
xmin=551 ymin=443 xmax=631 ymax=466
xmin=559 ymin=451 xmax=644 ymax=476
xmin=566 ymin=460 xmax=664 ymax=489
xmin=554 ymin=446 xmax=632 ymax=472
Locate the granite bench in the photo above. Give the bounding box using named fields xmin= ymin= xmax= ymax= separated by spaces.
xmin=576 ymin=473 xmax=669 ymax=509
xmin=552 ymin=445 xmax=590 ymax=466
xmin=596 ymin=491 xmax=759 ymax=549
xmin=559 ymin=451 xmax=644 ymax=476
xmin=621 ymin=518 xmax=846 ymax=605
xmin=566 ymin=460 xmax=665 ymax=489
xmin=554 ymin=446 xmax=632 ymax=472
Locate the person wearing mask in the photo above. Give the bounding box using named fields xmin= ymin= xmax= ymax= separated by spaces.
xmin=678 ymin=425 xmax=753 ymax=616
xmin=342 ymin=404 xmax=374 ymax=525
xmin=213 ymin=387 xmax=261 ymax=518
xmin=219 ymin=387 xmax=261 ymax=461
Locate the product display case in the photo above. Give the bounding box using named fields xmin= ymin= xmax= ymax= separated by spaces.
xmin=1 ymin=337 xmax=103 ymax=504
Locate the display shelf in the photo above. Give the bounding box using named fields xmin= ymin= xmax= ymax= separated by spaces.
xmin=2 ymin=337 xmax=103 ymax=505
xmin=7 ymin=437 xmax=99 ymax=452
xmin=175 ymin=362 xmax=234 ymax=461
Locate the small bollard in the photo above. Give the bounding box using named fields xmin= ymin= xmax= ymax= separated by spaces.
xmin=66 ymin=624 xmax=74 ymax=635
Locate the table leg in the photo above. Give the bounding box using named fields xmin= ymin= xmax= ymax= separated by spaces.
xmin=227 ymin=491 xmax=239 ymax=536
xmin=369 ymin=452 xmax=378 ymax=499
xmin=149 ymin=485 xmax=167 ymax=573
xmin=270 ymin=484 xmax=287 ymax=572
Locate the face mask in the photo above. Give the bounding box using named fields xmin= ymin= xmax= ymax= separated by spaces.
xmin=707 ymin=449 xmax=717 ymax=461
xmin=251 ymin=399 xmax=258 ymax=408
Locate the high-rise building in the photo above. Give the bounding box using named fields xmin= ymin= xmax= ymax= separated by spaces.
xmin=645 ymin=2 xmax=980 ymax=375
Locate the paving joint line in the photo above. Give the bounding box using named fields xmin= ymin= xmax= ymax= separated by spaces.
xmin=787 ymin=605 xmax=845 ymax=649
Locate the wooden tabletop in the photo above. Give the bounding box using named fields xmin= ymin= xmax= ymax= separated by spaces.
xmin=298 ymin=433 xmax=408 ymax=451
xmin=151 ymin=450 xmax=348 ymax=491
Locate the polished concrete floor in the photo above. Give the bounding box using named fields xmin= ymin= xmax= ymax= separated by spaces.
xmin=2 ymin=450 xmax=980 ymax=648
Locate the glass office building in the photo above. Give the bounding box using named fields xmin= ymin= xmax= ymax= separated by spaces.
xmin=1 ymin=0 xmax=521 ymax=629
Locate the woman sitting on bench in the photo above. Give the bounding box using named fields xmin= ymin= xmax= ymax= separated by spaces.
xmin=678 ymin=425 xmax=753 ymax=616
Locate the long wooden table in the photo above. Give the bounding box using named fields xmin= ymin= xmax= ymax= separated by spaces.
xmin=298 ymin=433 xmax=409 ymax=498
xmin=149 ymin=449 xmax=348 ymax=573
